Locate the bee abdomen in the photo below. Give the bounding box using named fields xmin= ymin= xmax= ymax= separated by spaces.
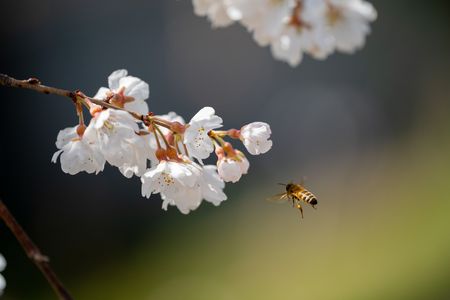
xmin=301 ymin=191 xmax=318 ymax=206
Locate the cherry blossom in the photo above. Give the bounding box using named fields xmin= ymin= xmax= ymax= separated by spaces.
xmin=184 ymin=107 xmax=223 ymax=161
xmin=240 ymin=122 xmax=273 ymax=155
xmin=116 ymin=134 xmax=153 ymax=178
xmin=52 ymin=126 xmax=105 ymax=175
xmin=217 ymin=150 xmax=249 ymax=183
xmin=193 ymin=0 xmax=377 ymax=66
xmin=325 ymin=0 xmax=377 ymax=53
xmin=144 ymin=161 xmax=227 ymax=214
xmin=200 ymin=165 xmax=227 ymax=205
xmin=50 ymin=70 xmax=271 ymax=214
xmin=193 ymin=0 xmax=235 ymax=27
xmin=141 ymin=160 xmax=203 ymax=214
xmin=94 ymin=69 xmax=149 ymax=114
xmin=160 ymin=162 xmax=204 ymax=214
xmin=84 ymin=109 xmax=147 ymax=177
xmin=141 ymin=160 xmax=199 ymax=199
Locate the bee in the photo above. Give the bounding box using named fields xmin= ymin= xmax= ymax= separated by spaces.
xmin=271 ymin=182 xmax=318 ymax=218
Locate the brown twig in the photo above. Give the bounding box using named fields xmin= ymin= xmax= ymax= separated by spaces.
xmin=0 ymin=199 xmax=73 ymax=300
xmin=0 ymin=73 xmax=182 ymax=131
xmin=0 ymin=73 xmax=73 ymax=98
xmin=0 ymin=73 xmax=141 ymax=120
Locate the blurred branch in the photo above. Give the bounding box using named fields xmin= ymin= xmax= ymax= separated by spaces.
xmin=0 ymin=199 xmax=74 ymax=300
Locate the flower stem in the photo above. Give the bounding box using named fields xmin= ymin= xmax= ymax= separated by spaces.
xmin=174 ymin=134 xmax=183 ymax=155
xmin=183 ymin=143 xmax=189 ymax=157
xmin=152 ymin=125 xmax=162 ymax=150
xmin=211 ymin=130 xmax=228 ymax=137
xmin=151 ymin=117 xmax=173 ymax=129
xmin=208 ymin=131 xmax=226 ymax=147
xmin=76 ymin=102 xmax=84 ymax=127
xmin=0 ymin=198 xmax=74 ymax=300
xmin=153 ymin=124 xmax=171 ymax=149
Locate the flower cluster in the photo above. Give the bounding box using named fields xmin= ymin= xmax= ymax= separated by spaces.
xmin=193 ymin=0 xmax=377 ymax=66
xmin=52 ymin=70 xmax=272 ymax=214
xmin=0 ymin=254 xmax=5 ymax=296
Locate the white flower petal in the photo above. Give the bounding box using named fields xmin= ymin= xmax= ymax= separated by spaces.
xmin=201 ymin=165 xmax=227 ymax=205
xmin=93 ymin=87 xmax=110 ymax=100
xmin=124 ymin=100 xmax=149 ymax=115
xmin=108 ymin=69 xmax=128 ymax=91
xmin=53 ymin=126 xmax=105 ymax=175
xmin=241 ymin=121 xmax=273 ymax=155
xmin=55 ymin=127 xmax=77 ymax=149
xmin=191 ymin=107 xmax=216 ymax=123
xmin=0 ymin=254 xmax=5 ymax=272
xmin=0 ymin=274 xmax=5 ymax=294
xmin=120 ymin=76 xmax=149 ymax=101
xmin=184 ymin=107 xmax=223 ymax=161
xmin=218 ymin=158 xmax=243 ymax=183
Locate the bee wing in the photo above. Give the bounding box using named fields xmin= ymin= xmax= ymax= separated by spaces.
xmin=299 ymin=176 xmax=308 ymax=186
xmin=266 ymin=193 xmax=289 ymax=203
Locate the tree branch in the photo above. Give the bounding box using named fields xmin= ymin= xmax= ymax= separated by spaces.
xmin=0 ymin=73 xmax=74 ymax=98
xmin=0 ymin=199 xmax=74 ymax=300
xmin=0 ymin=73 xmax=142 ymax=120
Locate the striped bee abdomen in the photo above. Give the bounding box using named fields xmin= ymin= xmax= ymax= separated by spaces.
xmin=299 ymin=190 xmax=318 ymax=206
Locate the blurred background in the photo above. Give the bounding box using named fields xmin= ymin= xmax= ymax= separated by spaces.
xmin=1 ymin=0 xmax=450 ymax=299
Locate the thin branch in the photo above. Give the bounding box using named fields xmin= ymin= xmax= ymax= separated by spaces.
xmin=0 ymin=199 xmax=74 ymax=300
xmin=0 ymin=73 xmax=141 ymax=120
xmin=0 ymin=73 xmax=180 ymax=131
xmin=0 ymin=74 xmax=73 ymax=98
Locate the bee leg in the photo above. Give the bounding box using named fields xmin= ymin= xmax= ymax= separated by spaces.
xmin=296 ymin=203 xmax=304 ymax=218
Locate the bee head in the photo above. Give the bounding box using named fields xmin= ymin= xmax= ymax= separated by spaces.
xmin=285 ymin=183 xmax=294 ymax=192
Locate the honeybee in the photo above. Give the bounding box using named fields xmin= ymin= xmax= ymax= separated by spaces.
xmin=271 ymin=182 xmax=318 ymax=218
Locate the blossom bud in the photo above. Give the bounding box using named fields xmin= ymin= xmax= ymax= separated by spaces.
xmin=227 ymin=129 xmax=240 ymax=139
xmin=76 ymin=124 xmax=86 ymax=137
xmin=166 ymin=132 xmax=175 ymax=145
xmin=89 ymin=104 xmax=102 ymax=117
xmin=166 ymin=147 xmax=178 ymax=160
xmin=223 ymin=142 xmax=234 ymax=154
xmin=170 ymin=121 xmax=185 ymax=134
xmin=215 ymin=146 xmax=225 ymax=159
xmin=155 ymin=148 xmax=167 ymax=161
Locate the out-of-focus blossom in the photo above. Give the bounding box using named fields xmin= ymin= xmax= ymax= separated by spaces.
xmin=193 ymin=0 xmax=235 ymax=27
xmin=0 ymin=253 xmax=6 ymax=296
xmin=325 ymin=0 xmax=377 ymax=53
xmin=193 ymin=0 xmax=377 ymax=66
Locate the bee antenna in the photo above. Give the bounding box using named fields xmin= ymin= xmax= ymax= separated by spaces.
xmin=277 ymin=183 xmax=287 ymax=186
